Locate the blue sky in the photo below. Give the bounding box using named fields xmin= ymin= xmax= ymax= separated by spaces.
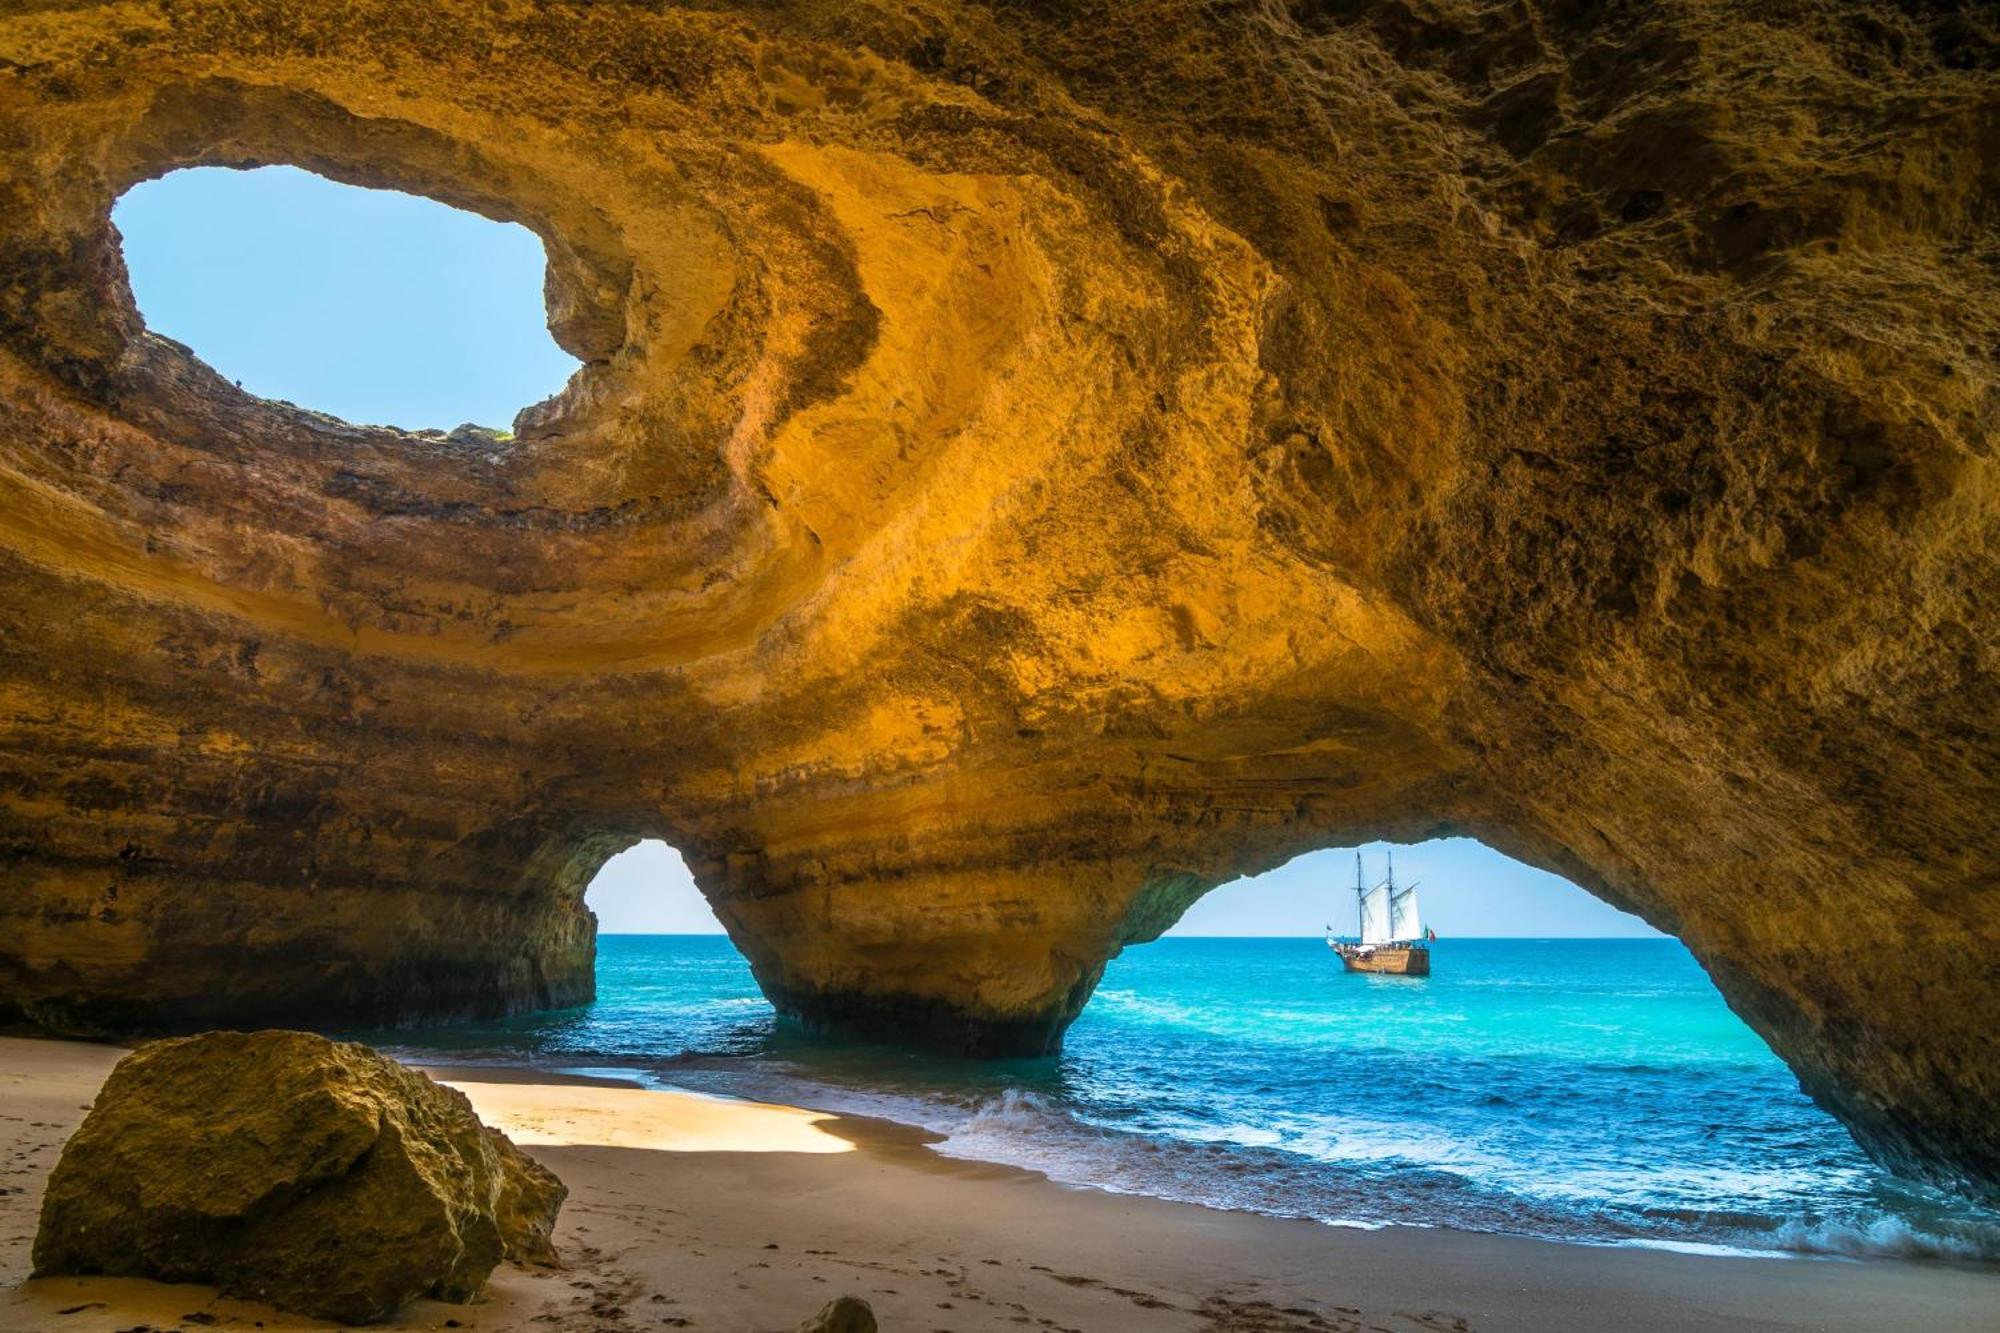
xmin=585 ymin=839 xmax=1661 ymax=937
xmin=114 ymin=165 xmax=577 ymax=430
xmin=116 ymin=165 xmax=1656 ymax=940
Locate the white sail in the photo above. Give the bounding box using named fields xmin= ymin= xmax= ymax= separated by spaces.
xmin=1360 ymin=882 xmax=1393 ymax=944
xmin=1390 ymin=883 xmax=1423 ymax=942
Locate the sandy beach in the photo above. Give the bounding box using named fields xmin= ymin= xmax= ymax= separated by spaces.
xmin=3 ymin=1036 xmax=1994 ymax=1333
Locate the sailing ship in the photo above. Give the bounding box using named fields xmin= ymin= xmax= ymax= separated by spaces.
xmin=1326 ymin=851 xmax=1434 ymax=976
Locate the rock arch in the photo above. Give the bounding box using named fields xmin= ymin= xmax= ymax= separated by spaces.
xmin=0 ymin=3 xmax=1992 ymax=1203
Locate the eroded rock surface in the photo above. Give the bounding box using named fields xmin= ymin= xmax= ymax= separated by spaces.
xmin=32 ymin=1030 xmax=565 ymax=1323
xmin=0 ymin=3 xmax=1993 ymax=1196
xmin=800 ymin=1295 xmax=879 ymax=1333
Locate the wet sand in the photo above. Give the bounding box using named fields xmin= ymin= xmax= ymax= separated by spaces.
xmin=2 ymin=1036 xmax=1994 ymax=1332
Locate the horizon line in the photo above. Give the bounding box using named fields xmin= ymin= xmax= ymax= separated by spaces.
xmin=590 ymin=931 xmax=1672 ymax=941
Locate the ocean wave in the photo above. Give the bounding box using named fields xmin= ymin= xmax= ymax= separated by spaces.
xmin=1766 ymin=1215 xmax=2000 ymax=1263
xmin=954 ymin=1087 xmax=1068 ymax=1135
xmin=795 ymin=1082 xmax=2000 ymax=1266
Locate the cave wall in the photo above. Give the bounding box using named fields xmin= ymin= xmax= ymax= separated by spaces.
xmin=0 ymin=2 xmax=1993 ymax=1198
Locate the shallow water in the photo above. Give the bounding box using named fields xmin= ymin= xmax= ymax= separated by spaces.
xmin=366 ymin=936 xmax=2000 ymax=1263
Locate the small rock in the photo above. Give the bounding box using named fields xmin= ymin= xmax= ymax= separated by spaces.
xmin=798 ymin=1295 xmax=877 ymax=1333
xmin=445 ymin=422 xmax=510 ymax=448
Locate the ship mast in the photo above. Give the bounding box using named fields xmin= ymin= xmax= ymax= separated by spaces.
xmin=1386 ymin=851 xmax=1396 ymax=942
xmin=1354 ymin=850 xmax=1365 ymax=940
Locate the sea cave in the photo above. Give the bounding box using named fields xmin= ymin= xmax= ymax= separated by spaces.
xmin=0 ymin=3 xmax=1995 ymax=1328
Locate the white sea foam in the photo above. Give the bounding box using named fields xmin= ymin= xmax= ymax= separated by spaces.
xmin=1768 ymin=1215 xmax=1994 ymax=1262
xmin=951 ymin=1087 xmax=1066 ymax=1137
xmin=1617 ymin=1238 xmax=1774 ymax=1259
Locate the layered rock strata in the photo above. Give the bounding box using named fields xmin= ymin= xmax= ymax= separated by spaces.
xmin=0 ymin=2 xmax=1993 ymax=1198
xmin=32 ymin=1030 xmax=565 ymax=1323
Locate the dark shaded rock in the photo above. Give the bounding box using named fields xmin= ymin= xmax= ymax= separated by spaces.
xmin=31 ymin=1031 xmax=565 ymax=1324
xmin=799 ymin=1295 xmax=879 ymax=1333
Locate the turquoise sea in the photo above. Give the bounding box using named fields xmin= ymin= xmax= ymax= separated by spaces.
xmin=371 ymin=936 xmax=1999 ymax=1263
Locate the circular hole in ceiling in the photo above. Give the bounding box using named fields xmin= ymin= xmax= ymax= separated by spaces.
xmin=113 ymin=164 xmax=581 ymax=434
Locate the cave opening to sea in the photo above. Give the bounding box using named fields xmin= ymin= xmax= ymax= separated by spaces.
xmin=113 ymin=164 xmax=579 ymax=432
xmin=372 ymin=839 xmax=2000 ymax=1263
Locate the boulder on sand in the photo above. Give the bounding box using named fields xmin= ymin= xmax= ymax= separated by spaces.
xmin=799 ymin=1295 xmax=878 ymax=1333
xmin=32 ymin=1030 xmax=565 ymax=1324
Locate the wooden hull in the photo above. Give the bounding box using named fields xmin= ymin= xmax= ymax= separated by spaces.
xmin=1335 ymin=945 xmax=1430 ymax=976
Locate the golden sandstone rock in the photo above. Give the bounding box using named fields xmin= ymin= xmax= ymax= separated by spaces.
xmin=0 ymin=2 xmax=1993 ymax=1201
xmin=32 ymin=1031 xmax=565 ymax=1323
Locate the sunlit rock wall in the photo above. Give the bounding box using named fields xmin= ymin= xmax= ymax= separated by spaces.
xmin=0 ymin=2 xmax=1993 ymax=1198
